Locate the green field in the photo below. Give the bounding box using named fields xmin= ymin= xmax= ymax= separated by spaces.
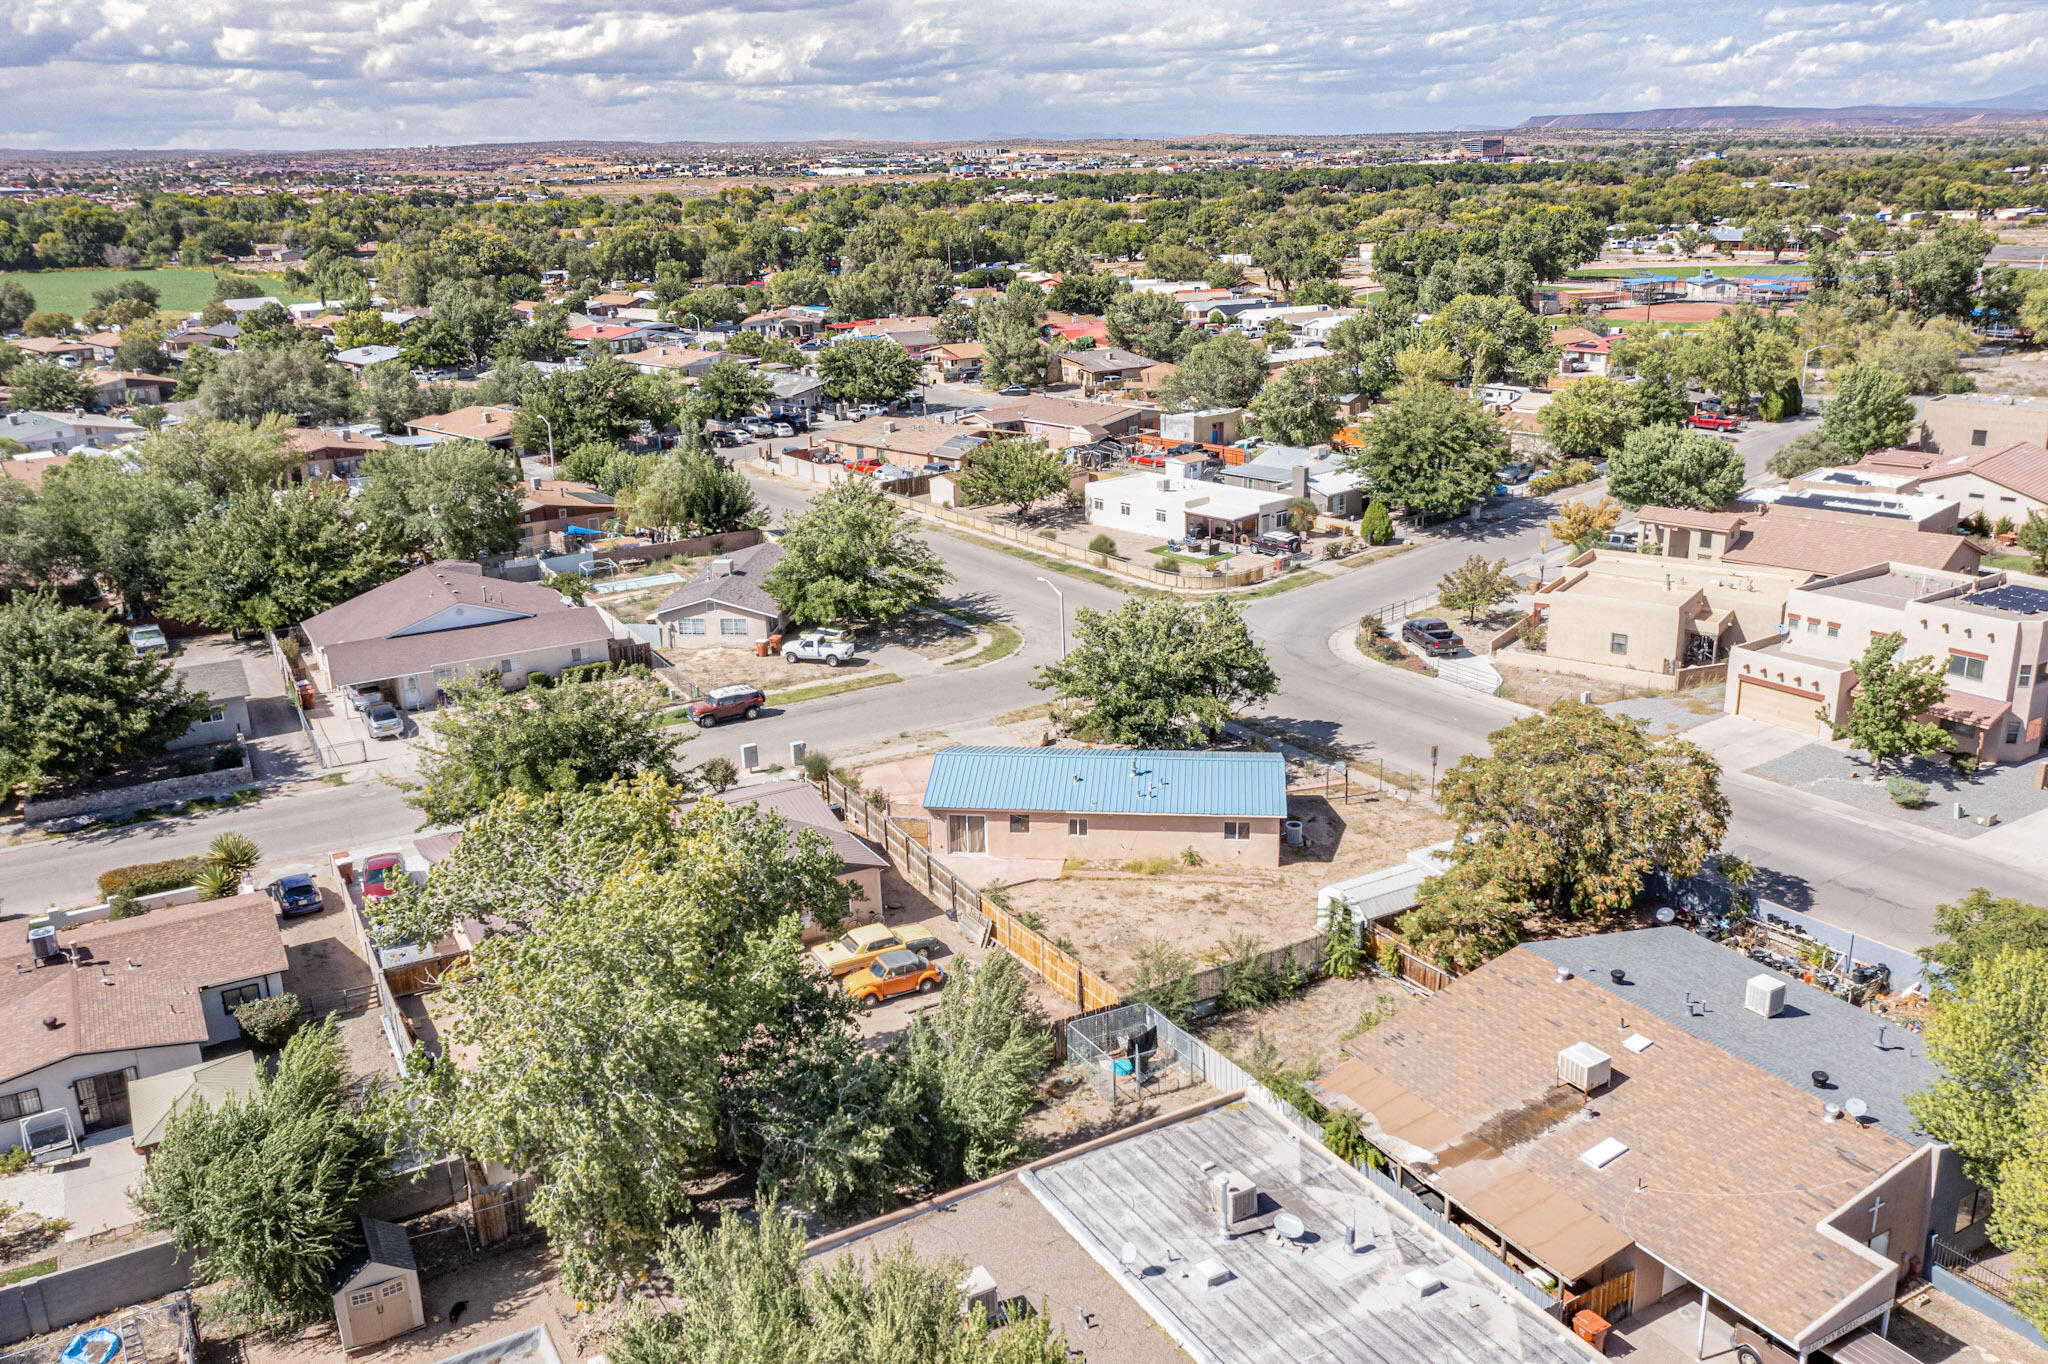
xmin=0 ymin=267 xmax=311 ymax=318
xmin=1566 ymin=264 xmax=1810 ymax=280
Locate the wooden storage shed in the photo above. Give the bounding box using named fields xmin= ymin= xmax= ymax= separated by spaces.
xmin=333 ymin=1218 xmax=425 ymax=1351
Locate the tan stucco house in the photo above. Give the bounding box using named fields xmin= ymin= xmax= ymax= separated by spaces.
xmin=649 ymin=541 xmax=785 ymax=650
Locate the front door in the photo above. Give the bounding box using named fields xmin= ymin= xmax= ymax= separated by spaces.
xmin=946 ymin=815 xmax=986 ymax=855
xmin=400 ymin=674 xmax=423 ymax=709
xmin=73 ymin=1070 xmax=131 ymax=1135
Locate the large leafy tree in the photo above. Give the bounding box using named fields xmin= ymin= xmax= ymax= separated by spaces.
xmin=1346 ymin=380 xmax=1504 ymax=518
xmin=1681 ymin=305 xmax=1797 ymax=408
xmin=1819 ymin=362 xmax=1916 ymax=459
xmin=406 ymin=677 xmax=681 ymax=824
xmin=612 ymin=1201 xmax=1072 ymax=1364
xmin=0 ymin=594 xmax=208 ymax=796
xmin=1909 ymin=949 xmax=2048 ymax=1189
xmin=1992 ymin=1075 xmax=2048 ymax=1335
xmin=514 ymin=350 xmax=681 ymax=453
xmin=764 ymin=482 xmax=950 ymax=627
xmin=1430 ymin=703 xmax=1729 ymax=919
xmin=1247 ymin=357 xmax=1345 ymax=446
xmin=1539 ymin=374 xmax=1640 ymax=461
xmin=1156 ymin=332 xmax=1266 ymax=412
xmin=1606 ymin=423 xmax=1744 ymax=511
xmin=163 ymin=482 xmax=401 ymax=632
xmin=953 ymin=437 xmax=1070 ymax=521
xmin=31 ymin=454 xmax=204 ymax=611
xmin=357 ymin=440 xmax=522 ymax=561
xmin=9 ymin=362 xmax=95 ymax=412
xmin=1032 ymin=596 xmax=1276 ymax=746
xmin=695 ymin=356 xmax=774 ymax=420
xmin=899 ymin=951 xmax=1053 ymax=1183
xmin=197 ymin=337 xmax=359 ymax=425
xmin=1104 ymin=289 xmax=1191 ymax=362
xmin=376 ymin=779 xmax=862 ymax=1294
xmin=1765 ymin=430 xmax=1850 ymax=480
xmin=1324 ymin=301 xmax=1418 ymax=402
xmin=977 ymin=281 xmax=1049 ymax=390
xmin=133 ymin=1021 xmax=391 ymax=1330
xmin=132 ymin=418 xmax=297 ymax=499
xmin=1829 ymin=631 xmax=1951 ymax=774
xmin=1436 ymin=554 xmax=1520 ymax=624
xmin=817 ymin=337 xmax=922 ymax=405
xmin=1418 ymin=293 xmax=1551 ymax=385
xmin=1920 ymin=889 xmax=2048 ymax=988
xmin=619 ymin=442 xmax=761 ymax=539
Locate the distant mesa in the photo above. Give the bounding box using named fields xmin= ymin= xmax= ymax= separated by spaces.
xmin=1517 ymin=104 xmax=2048 ymax=131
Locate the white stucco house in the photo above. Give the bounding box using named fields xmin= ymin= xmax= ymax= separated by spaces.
xmin=1085 ymin=472 xmax=1291 ymax=542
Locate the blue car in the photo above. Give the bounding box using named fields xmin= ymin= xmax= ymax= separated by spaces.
xmin=268 ymin=874 xmax=323 ymax=917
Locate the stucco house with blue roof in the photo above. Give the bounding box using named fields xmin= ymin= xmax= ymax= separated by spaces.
xmin=920 ymin=745 xmax=1288 ymax=866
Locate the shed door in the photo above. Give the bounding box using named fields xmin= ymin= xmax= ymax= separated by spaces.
xmin=345 ymin=1284 xmax=385 ymax=1346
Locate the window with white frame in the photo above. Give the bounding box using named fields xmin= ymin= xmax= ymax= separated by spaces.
xmin=1155 ymin=509 xmax=1167 ymax=523
xmin=677 ymin=618 xmax=707 ymax=635
xmin=1119 ymin=503 xmax=1130 ymax=517
xmin=220 ymin=981 xmax=267 ymax=1010
xmin=1067 ymin=818 xmax=1088 ymax=837
xmin=1223 ymin=821 xmax=1250 ymax=841
xmin=1610 ymin=633 xmax=1628 ymax=655
xmin=720 ymin=617 xmax=750 ymax=635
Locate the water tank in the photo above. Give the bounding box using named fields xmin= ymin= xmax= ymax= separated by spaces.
xmin=1746 ymin=974 xmax=1786 ymax=1018
xmin=1558 ymin=1042 xmax=1613 ymax=1094
xmin=1282 ymin=819 xmax=1306 ymax=847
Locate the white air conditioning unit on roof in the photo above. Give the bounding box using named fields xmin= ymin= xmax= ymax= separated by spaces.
xmin=1212 ymin=1170 xmax=1258 ymax=1229
xmin=1558 ymin=1042 xmax=1612 ymax=1094
xmin=1746 ymin=974 xmax=1786 ymax=1018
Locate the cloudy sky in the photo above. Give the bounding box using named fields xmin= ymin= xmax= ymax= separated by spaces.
xmin=3 ymin=0 xmax=2045 ymax=150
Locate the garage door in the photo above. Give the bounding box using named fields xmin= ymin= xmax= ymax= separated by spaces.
xmin=1735 ymin=678 xmax=1825 ymax=734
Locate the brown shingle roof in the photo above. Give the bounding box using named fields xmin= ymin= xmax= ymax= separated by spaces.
xmin=519 ymin=480 xmax=615 ymax=513
xmin=0 ymin=894 xmax=288 ymax=1084
xmin=0 ymin=455 xmax=70 ymax=492
xmin=404 ymin=405 xmax=518 ymax=443
xmin=1723 ymin=509 xmax=1979 ymax=575
xmin=286 ymin=427 xmax=389 ymax=458
xmin=301 ymin=561 xmax=579 ymax=649
xmin=710 ymin=778 xmax=887 ymax=872
xmin=967 ymin=394 xmax=1144 ymax=434
xmin=1636 ymin=505 xmax=1746 ymax=533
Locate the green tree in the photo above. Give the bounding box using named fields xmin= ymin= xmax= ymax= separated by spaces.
xmin=1864 ymin=319 xmax=1976 ymax=394
xmin=1606 ymin=424 xmax=1744 ymax=510
xmin=900 ymin=950 xmax=1052 ymax=1182
xmin=1435 ymin=554 xmax=1520 ymax=624
xmin=817 ymin=336 xmax=922 ymax=405
xmin=1431 ymin=703 xmax=1729 ymax=918
xmin=1346 ymin=380 xmax=1504 ymax=518
xmin=695 ymin=356 xmax=774 ymax=420
xmin=133 ymin=418 xmax=297 ymax=499
xmin=0 ymin=594 xmax=208 ymax=796
xmin=1909 ymin=949 xmax=2048 ymax=1189
xmin=1419 ymin=293 xmax=1552 ymax=384
xmin=1765 ymin=430 xmax=1850 ymax=479
xmin=1031 ymin=596 xmax=1276 ymax=746
xmin=1143 ymin=242 xmax=1213 ymax=281
xmin=1989 ymin=1075 xmax=2048 ymax=1335
xmin=357 ymin=441 xmax=521 ymax=560
xmin=1682 ymin=305 xmax=1797 ymax=408
xmin=1247 ymin=357 xmax=1344 ymax=446
xmin=0 ymin=280 xmax=34 ymax=332
xmin=32 ymin=454 xmax=204 ymax=611
xmin=611 ymin=1200 xmax=1072 ymax=1364
xmin=377 ymin=780 xmax=861 ymax=1294
xmin=21 ymin=312 xmax=74 ymax=337
xmin=953 ymin=437 xmax=1070 ymax=521
xmin=8 ymin=363 xmax=94 ymax=411
xmin=1104 ymin=289 xmax=1190 ymax=362
xmin=1920 ymin=889 xmax=2048 ymax=987
xmin=329 ymin=309 xmax=400 ymax=351
xmin=1359 ymin=499 xmax=1395 ymax=545
xmin=406 ymin=677 xmax=682 ymax=824
xmin=977 ymin=281 xmax=1049 ymax=390
xmin=764 ymin=482 xmax=950 ymax=627
xmin=2017 ymin=511 xmax=2048 ymax=574
xmin=163 ymin=482 xmax=400 ymax=632
xmin=618 ymin=442 xmax=761 ymax=539
xmin=113 ymin=330 xmax=170 ymax=376
xmin=514 ymin=351 xmax=681 ymax=454
xmin=1829 ymin=632 xmax=1951 ymax=774
xmin=1155 ymin=332 xmax=1267 ymax=411
xmin=1819 ymin=362 xmax=1916 ymax=459
xmin=1610 ymin=332 xmax=1691 ymax=425
xmin=1539 ymin=374 xmax=1640 ymax=460
xmin=132 ymin=1021 xmax=391 ymax=1330
xmin=197 ymin=338 xmax=359 ymax=425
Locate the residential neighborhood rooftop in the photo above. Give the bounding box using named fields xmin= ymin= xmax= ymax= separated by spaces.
xmin=922 ymin=745 xmax=1288 ymax=818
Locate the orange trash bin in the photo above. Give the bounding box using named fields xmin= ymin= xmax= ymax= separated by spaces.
xmin=1573 ymin=1310 xmax=1610 ymax=1353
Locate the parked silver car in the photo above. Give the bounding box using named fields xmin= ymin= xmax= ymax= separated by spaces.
xmin=365 ymin=703 xmax=406 ymax=739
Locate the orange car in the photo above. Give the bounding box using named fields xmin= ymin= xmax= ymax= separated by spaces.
xmin=843 ymin=949 xmax=944 ymax=1008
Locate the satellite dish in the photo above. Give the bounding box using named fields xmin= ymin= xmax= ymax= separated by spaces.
xmin=1655 ymin=907 xmax=1676 ymax=924
xmin=1845 ymin=1098 xmax=1869 ymax=1120
xmin=1120 ymin=1242 xmax=1139 ymax=1272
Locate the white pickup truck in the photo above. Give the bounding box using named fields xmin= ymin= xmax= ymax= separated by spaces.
xmin=782 ymin=631 xmax=859 ymax=667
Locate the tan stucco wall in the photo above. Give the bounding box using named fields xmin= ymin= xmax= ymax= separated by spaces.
xmin=1545 ymin=590 xmax=1693 ymax=675
xmin=1919 ymin=401 xmax=2048 ymax=455
xmin=660 ymin=605 xmax=778 ymax=649
xmin=393 ymin=639 xmax=603 ymax=708
xmin=925 ymin=808 xmax=1282 ymax=867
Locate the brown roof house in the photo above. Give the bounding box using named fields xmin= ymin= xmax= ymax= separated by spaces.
xmin=299 ymin=561 xmax=615 ymax=709
xmin=1635 ymin=503 xmax=1981 ymax=576
xmin=963 ymin=394 xmax=1145 ymax=448
xmin=819 ymin=417 xmax=986 ymax=470
xmin=711 ymin=777 xmax=888 ymax=939
xmin=648 ymin=541 xmax=785 ymax=650
xmin=403 ymin=405 xmax=519 ymax=450
xmin=519 ymin=478 xmax=615 ymax=550
xmin=286 ymin=426 xmax=390 ymax=482
xmin=1053 ymin=346 xmax=1166 ymax=396
xmin=1322 ymin=929 xmax=1956 ymax=1362
xmin=1856 ymin=440 xmax=2048 ymax=523
xmin=0 ymin=894 xmax=288 ymax=1151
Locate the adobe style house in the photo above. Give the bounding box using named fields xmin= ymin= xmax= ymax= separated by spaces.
xmin=649 ymin=541 xmax=786 ymax=649
xmin=1854 ymin=440 xmax=2048 ymax=524
xmin=0 ymin=894 xmax=288 ymax=1150
xmin=1323 ymin=929 xmax=1960 ymax=1363
xmin=920 ymin=746 xmax=1287 ymax=867
xmin=1634 ymin=503 xmax=1981 ymax=576
xmin=299 ymin=561 xmax=615 ymax=709
xmin=1725 ymin=564 xmax=2048 ymax=761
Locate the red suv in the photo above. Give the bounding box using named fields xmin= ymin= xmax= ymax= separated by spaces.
xmin=688 ymin=685 xmax=765 ymax=727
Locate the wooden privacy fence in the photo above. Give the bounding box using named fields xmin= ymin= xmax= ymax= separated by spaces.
xmin=1367 ymin=923 xmax=1455 ymax=993
xmin=824 ymin=774 xmax=1121 ymax=1012
xmin=1562 ymin=1269 xmax=1636 ymax=1323
xmin=888 ymin=495 xmax=1271 ymax=592
xmin=1187 ymin=934 xmax=1327 ymax=1004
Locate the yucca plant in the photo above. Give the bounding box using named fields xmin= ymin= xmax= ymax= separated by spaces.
xmin=207 ymin=832 xmax=262 ymax=881
xmin=194 ymin=862 xmax=242 ymax=901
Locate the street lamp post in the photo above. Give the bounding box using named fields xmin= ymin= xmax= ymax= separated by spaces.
xmin=1035 ymin=576 xmax=1066 ymax=658
xmin=533 ymin=412 xmax=557 ymax=473
xmin=1798 ymin=344 xmax=1831 ymax=407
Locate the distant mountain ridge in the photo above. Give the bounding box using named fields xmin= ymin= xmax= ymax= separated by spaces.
xmin=1518 ymin=104 xmax=2047 ymax=131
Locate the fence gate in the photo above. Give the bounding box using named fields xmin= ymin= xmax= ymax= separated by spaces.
xmin=473 ymin=1176 xmax=535 ymax=1247
xmin=1562 ymin=1269 xmax=1635 ymax=1323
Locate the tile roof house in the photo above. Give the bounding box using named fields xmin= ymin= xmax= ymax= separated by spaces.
xmin=0 ymin=893 xmax=288 ymax=1147
xmin=1855 ymin=440 xmax=2048 ymax=522
xmin=10 ymin=337 xmax=96 ymax=365
xmin=403 ymin=405 xmax=520 ymax=449
xmin=518 ymin=478 xmax=615 ymax=550
xmin=922 ymin=745 xmax=1288 ymax=866
xmin=649 ymin=541 xmax=785 ymax=650
xmin=299 ymin=561 xmax=615 ymax=707
xmin=1322 ymin=929 xmax=1951 ymax=1360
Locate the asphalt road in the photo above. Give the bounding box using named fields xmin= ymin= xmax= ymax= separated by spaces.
xmin=13 ymin=411 xmax=2030 ymax=950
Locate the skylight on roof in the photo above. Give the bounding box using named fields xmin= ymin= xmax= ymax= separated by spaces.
xmin=1580 ymin=1137 xmax=1630 ymax=1171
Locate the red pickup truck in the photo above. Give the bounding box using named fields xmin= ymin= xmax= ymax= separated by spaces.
xmin=1688 ymin=412 xmax=1742 ymax=432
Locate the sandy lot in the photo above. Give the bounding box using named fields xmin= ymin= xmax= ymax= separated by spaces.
xmin=1959 ymin=346 xmax=2048 ymax=398
xmin=667 ymin=645 xmax=895 ymax=694
xmin=1197 ymin=974 xmax=1413 ymax=1077
xmin=1000 ymin=793 xmax=1453 ymax=988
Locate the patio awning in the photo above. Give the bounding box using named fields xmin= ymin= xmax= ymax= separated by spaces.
xmin=1928 ymin=689 xmax=2010 ymax=730
xmin=1828 ymin=1329 xmax=1919 ymax=1364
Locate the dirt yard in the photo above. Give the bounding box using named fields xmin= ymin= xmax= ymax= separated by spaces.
xmin=1493 ymin=651 xmax=1676 ymax=707
xmin=1958 ymin=346 xmax=2048 ymax=398
xmin=1197 ymin=974 xmax=1413 ymax=1077
xmin=999 ymin=793 xmax=1453 ymax=989
xmin=868 ymin=611 xmax=977 ymax=660
xmin=665 ymin=645 xmax=890 ymax=693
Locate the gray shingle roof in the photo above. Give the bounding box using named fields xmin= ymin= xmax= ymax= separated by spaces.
xmin=711 ymin=778 xmax=887 ymax=871
xmin=1525 ymin=929 xmax=1934 ymax=1141
xmin=333 ymin=1217 xmax=415 ymax=1290
xmin=651 ymin=540 xmax=784 ymax=620
xmin=174 ymin=659 xmax=251 ymax=705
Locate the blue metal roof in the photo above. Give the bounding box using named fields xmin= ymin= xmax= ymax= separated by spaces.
xmin=923 ymin=746 xmax=1288 ymax=818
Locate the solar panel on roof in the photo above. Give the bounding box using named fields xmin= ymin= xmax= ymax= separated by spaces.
xmin=1970 ymin=584 xmax=2048 ymax=615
